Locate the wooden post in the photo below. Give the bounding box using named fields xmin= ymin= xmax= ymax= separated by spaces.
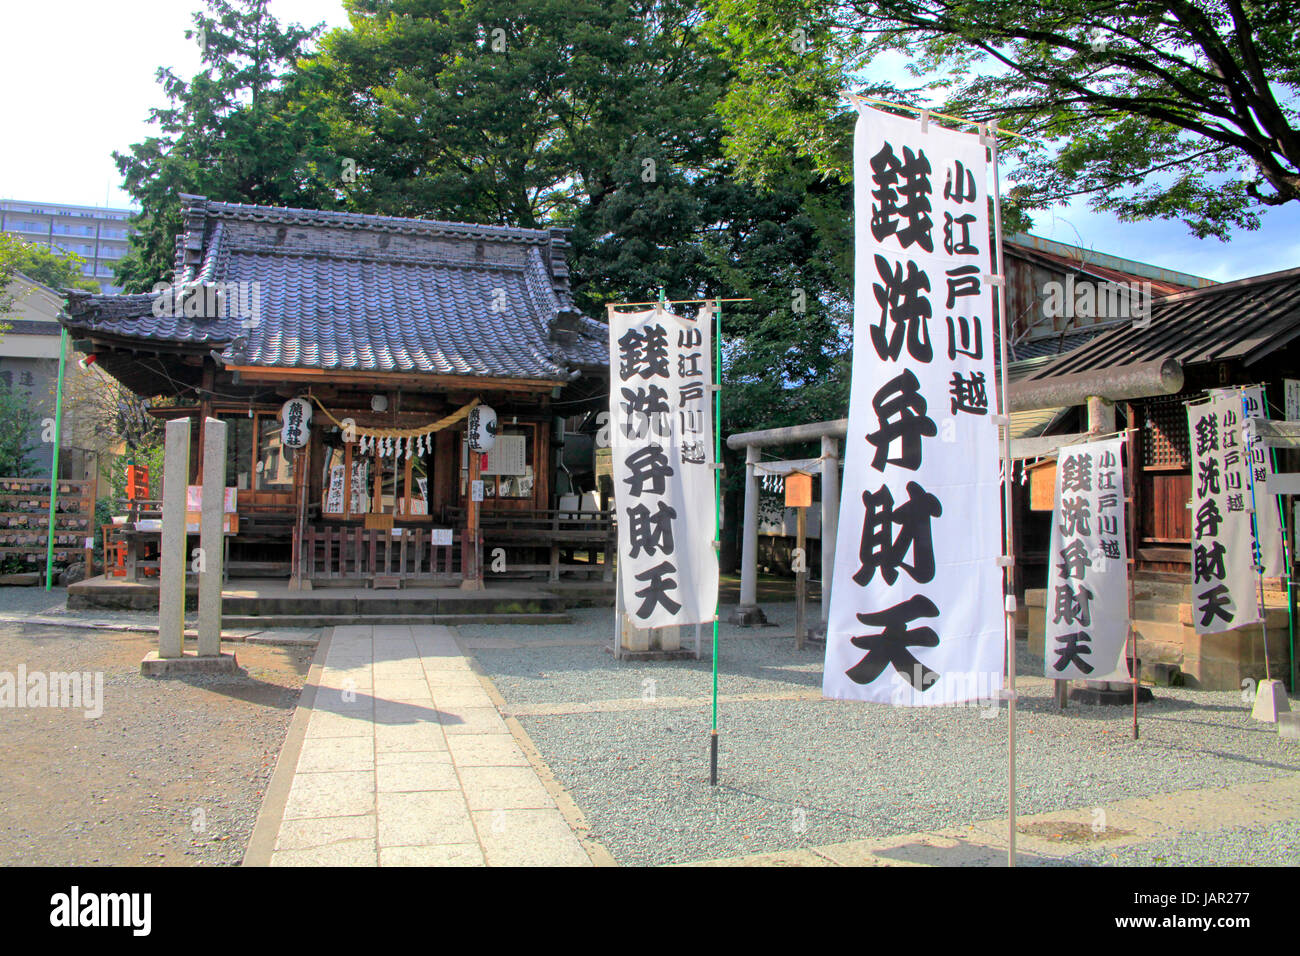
xmin=795 ymin=505 xmax=807 ymax=650
xmin=461 ymin=442 xmax=483 ymax=589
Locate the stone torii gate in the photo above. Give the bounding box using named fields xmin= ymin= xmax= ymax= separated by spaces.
xmin=726 ymin=420 xmax=845 ymax=627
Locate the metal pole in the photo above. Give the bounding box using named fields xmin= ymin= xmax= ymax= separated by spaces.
xmin=710 ymin=298 xmax=722 ymax=786
xmin=1125 ymin=428 xmax=1139 ymax=739
xmin=988 ymin=120 xmax=1017 ymax=867
xmin=44 ymin=328 xmax=69 ymax=591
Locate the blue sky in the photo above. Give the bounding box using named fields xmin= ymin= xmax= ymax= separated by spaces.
xmin=1 ymin=0 xmax=1294 ymax=284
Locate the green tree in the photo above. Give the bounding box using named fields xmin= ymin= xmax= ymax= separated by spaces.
xmin=708 ymin=0 xmax=1300 ymax=239
xmin=113 ymin=0 xmax=343 ymax=291
xmin=0 ymin=385 xmax=40 ymax=477
xmin=0 ymin=233 xmax=97 ymax=316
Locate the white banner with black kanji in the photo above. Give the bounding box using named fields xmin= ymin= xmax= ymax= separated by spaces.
xmin=608 ymin=305 xmax=718 ymax=628
xmin=824 ymin=105 xmax=1004 ymax=705
xmin=1187 ymin=387 xmax=1280 ymax=635
xmin=1044 ymin=437 xmax=1130 ymax=681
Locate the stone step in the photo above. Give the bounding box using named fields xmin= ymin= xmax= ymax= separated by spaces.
xmin=1134 ymin=600 xmax=1182 ymax=624
xmin=1132 ymin=618 xmax=1187 ymax=647
xmin=223 ymin=612 xmax=572 ymax=628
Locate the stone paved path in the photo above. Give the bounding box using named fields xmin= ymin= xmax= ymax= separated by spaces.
xmin=248 ymin=624 xmax=592 ymax=866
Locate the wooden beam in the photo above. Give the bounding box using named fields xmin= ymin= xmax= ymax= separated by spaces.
xmin=225 ymin=365 xmax=557 ymax=393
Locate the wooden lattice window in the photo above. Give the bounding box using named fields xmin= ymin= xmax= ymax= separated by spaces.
xmin=1142 ymin=393 xmax=1193 ymax=467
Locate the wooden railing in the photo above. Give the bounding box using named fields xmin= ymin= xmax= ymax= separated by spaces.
xmin=442 ymin=506 xmax=614 ymax=580
xmin=302 ymin=526 xmax=463 ymax=584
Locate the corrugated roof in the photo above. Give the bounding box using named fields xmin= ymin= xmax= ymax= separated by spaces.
xmin=1026 ymin=267 xmax=1300 ymax=380
xmin=61 ymin=196 xmax=607 ymax=381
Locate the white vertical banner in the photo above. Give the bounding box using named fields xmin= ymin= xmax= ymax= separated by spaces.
xmin=825 ymin=105 xmax=1004 ymax=705
xmin=1232 ymin=385 xmax=1284 ymax=578
xmin=1187 ymin=390 xmax=1269 ymax=635
xmin=1043 ymin=437 xmax=1130 ymax=681
xmin=608 ymin=305 xmax=718 ymax=628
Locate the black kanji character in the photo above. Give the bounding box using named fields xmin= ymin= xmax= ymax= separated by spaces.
xmin=626 ymin=501 xmax=677 ymax=559
xmin=846 ymin=595 xmax=941 ymax=689
xmin=633 ymin=561 xmax=682 ymax=618
xmin=1195 ymin=498 xmax=1223 ymax=539
xmin=945 ymin=315 xmax=983 ymax=360
xmin=1058 ymin=496 xmax=1092 ymax=536
xmin=1053 ymin=581 xmax=1094 ymax=627
xmin=944 ymin=160 xmax=977 ymax=205
xmin=1060 ymin=453 xmax=1093 ymax=493
xmin=618 ymin=325 xmax=670 ymax=380
xmin=866 ymin=369 xmax=936 ymax=472
xmin=622 ymin=445 xmax=673 ymax=497
xmin=944 ymin=265 xmax=981 ymax=308
xmin=1194 ymin=413 xmax=1219 ymax=456
xmin=1197 ymin=458 xmax=1221 ymax=497
xmin=869 ymin=143 xmax=934 ymax=251
xmin=1196 ymin=583 xmax=1235 ymax=628
xmin=1057 ymin=539 xmax=1092 ymax=579
xmin=853 ymin=481 xmax=943 ymax=586
xmin=620 ymin=384 xmax=671 ymax=439
xmin=1052 ymin=633 xmax=1095 ymax=674
xmin=871 ymin=255 xmax=933 ymax=363
xmin=943 ymin=212 xmax=980 ymax=256
xmin=949 ymin=371 xmax=988 ymax=415
xmin=1194 ymin=540 xmax=1228 ymax=583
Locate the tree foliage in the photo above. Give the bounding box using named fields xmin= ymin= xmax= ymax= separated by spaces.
xmin=709 ymin=0 xmax=1300 ymax=239
xmin=0 ymin=233 xmax=97 ymax=316
xmin=113 ymin=0 xmax=342 ymax=291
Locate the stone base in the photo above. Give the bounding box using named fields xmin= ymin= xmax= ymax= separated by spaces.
xmin=727 ymin=605 xmax=768 ymax=627
xmin=1069 ymin=684 xmax=1155 ymax=706
xmin=459 ymin=578 xmax=485 ymax=592
xmin=605 ymin=644 xmax=701 ymax=661
xmin=1251 ymin=679 xmax=1291 ymax=723
xmin=141 ymin=650 xmax=240 ymax=677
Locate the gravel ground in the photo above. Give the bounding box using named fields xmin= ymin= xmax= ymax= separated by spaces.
xmin=1060 ymin=819 xmax=1300 ymax=867
xmin=0 ymin=620 xmax=311 ymax=865
xmin=464 ymin=605 xmax=1300 ymax=867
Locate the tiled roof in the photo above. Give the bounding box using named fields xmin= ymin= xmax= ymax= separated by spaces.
xmin=61 ymin=196 xmax=607 ymax=382
xmin=1027 ymin=267 xmax=1300 ymax=380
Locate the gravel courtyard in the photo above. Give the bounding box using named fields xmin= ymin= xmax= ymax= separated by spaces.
xmin=461 ymin=604 xmax=1300 ymax=867
xmin=0 ymin=608 xmax=311 ymax=866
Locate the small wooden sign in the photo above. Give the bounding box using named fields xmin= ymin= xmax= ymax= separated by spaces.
xmin=785 ymin=470 xmax=813 ymax=509
xmin=365 ymin=513 xmax=395 ymax=531
xmin=1028 ymin=459 xmax=1057 ymax=511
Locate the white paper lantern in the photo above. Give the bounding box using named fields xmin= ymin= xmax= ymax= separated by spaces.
xmin=467 ymin=404 xmax=498 ymax=453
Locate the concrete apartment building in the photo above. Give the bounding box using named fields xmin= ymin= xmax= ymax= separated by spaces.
xmin=0 ymin=198 xmax=135 ymax=294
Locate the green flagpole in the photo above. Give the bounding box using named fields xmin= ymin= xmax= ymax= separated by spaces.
xmin=45 ymin=327 xmax=69 ymax=591
xmin=710 ymin=298 xmax=721 ymax=786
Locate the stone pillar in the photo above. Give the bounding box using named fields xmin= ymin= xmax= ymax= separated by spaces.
xmin=820 ymin=435 xmax=840 ymax=624
xmin=197 ymin=418 xmax=226 ymax=657
xmin=158 ymin=418 xmax=190 ymax=658
xmin=729 ymin=443 xmax=767 ymax=625
xmin=1087 ymin=395 xmax=1116 ymax=435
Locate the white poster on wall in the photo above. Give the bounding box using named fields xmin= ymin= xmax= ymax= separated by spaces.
xmin=1043 ymin=437 xmax=1130 ymax=681
xmin=608 ymin=305 xmax=718 ymax=628
xmin=824 ymin=104 xmax=1004 ymax=706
